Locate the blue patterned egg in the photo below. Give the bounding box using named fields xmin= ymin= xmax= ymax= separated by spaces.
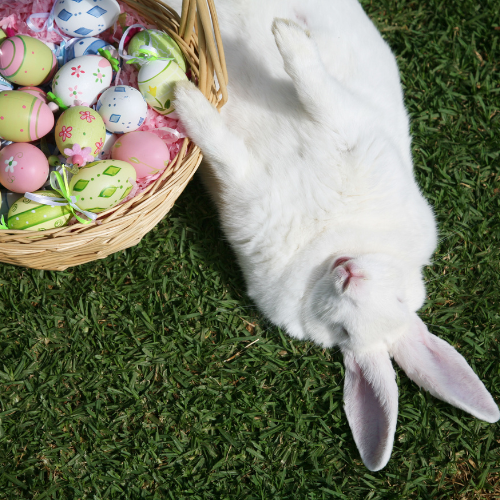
xmin=54 ymin=0 xmax=120 ymax=38
xmin=64 ymin=37 xmax=116 ymax=63
xmin=96 ymin=85 xmax=147 ymax=134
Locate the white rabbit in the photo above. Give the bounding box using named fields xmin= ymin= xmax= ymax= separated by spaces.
xmin=169 ymin=0 xmax=500 ymax=470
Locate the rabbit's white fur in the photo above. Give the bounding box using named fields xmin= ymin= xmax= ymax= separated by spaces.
xmin=169 ymin=0 xmax=499 ymax=471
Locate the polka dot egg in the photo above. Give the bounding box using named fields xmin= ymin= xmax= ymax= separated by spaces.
xmin=0 ymin=35 xmax=58 ymax=86
xmin=7 ymin=191 xmax=73 ymax=231
xmin=96 ymin=86 xmax=148 ymax=134
xmin=0 ymin=90 xmax=54 ymax=143
xmin=69 ymin=160 xmax=137 ymax=213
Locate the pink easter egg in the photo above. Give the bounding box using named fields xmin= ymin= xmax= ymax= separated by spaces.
xmin=0 ymin=143 xmax=49 ymax=193
xmin=18 ymin=86 xmax=49 ymax=103
xmin=111 ymin=131 xmax=171 ymax=179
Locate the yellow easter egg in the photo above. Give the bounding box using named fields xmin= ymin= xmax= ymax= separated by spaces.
xmin=7 ymin=190 xmax=73 ymax=231
xmin=0 ymin=35 xmax=58 ymax=86
xmin=55 ymin=106 xmax=106 ymax=159
xmin=138 ymin=59 xmax=188 ymax=116
xmin=69 ymin=160 xmax=136 ymax=213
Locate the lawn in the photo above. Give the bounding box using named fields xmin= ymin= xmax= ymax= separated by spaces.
xmin=1 ymin=0 xmax=500 ymax=498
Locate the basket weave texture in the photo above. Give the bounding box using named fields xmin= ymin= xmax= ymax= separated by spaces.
xmin=0 ymin=0 xmax=228 ymax=271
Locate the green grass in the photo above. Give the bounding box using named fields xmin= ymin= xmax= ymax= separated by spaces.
xmin=1 ymin=0 xmax=500 ymax=498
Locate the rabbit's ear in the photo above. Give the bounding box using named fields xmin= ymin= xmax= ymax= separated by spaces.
xmin=391 ymin=315 xmax=500 ymax=423
xmin=174 ymin=80 xmax=252 ymax=184
xmin=343 ymin=350 xmax=399 ymax=471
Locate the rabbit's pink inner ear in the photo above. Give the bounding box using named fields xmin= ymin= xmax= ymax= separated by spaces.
xmin=343 ymin=350 xmax=398 ymax=471
xmin=391 ymin=315 xmax=500 ymax=423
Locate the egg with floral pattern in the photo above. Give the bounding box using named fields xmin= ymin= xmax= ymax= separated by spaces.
xmin=0 ymin=143 xmax=49 ymax=193
xmin=52 ymin=55 xmax=112 ymax=107
xmin=55 ymin=106 xmax=106 ymax=161
xmin=138 ymin=59 xmax=188 ymax=116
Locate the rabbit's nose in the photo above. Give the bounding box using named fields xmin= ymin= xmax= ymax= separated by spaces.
xmin=341 ymin=263 xmax=365 ymax=292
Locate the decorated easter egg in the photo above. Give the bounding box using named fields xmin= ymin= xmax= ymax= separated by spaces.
xmin=55 ymin=106 xmax=106 ymax=160
xmin=64 ymin=37 xmax=116 ymax=63
xmin=97 ymin=131 xmax=118 ymax=160
xmin=52 ymin=55 xmax=112 ymax=107
xmin=128 ymin=29 xmax=187 ymax=72
xmin=54 ymin=0 xmax=121 ymax=38
xmin=69 ymin=160 xmax=136 ymax=213
xmin=7 ymin=190 xmax=73 ymax=230
xmin=96 ymin=85 xmax=148 ymax=134
xmin=0 ymin=91 xmax=55 ymax=143
xmin=138 ymin=59 xmax=188 ymax=116
xmin=18 ymin=86 xmax=48 ymax=103
xmin=111 ymin=131 xmax=171 ymax=178
xmin=0 ymin=143 xmax=49 ymax=193
xmin=0 ymin=35 xmax=58 ymax=86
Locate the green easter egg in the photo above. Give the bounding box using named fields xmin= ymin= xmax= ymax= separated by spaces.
xmin=128 ymin=29 xmax=187 ymax=72
xmin=7 ymin=190 xmax=73 ymax=231
xmin=0 ymin=90 xmax=55 ymax=142
xmin=69 ymin=160 xmax=137 ymax=213
xmin=138 ymin=59 xmax=188 ymax=116
xmin=0 ymin=30 xmax=6 ymax=44
xmin=55 ymin=106 xmax=106 ymax=158
xmin=0 ymin=35 xmax=57 ymax=86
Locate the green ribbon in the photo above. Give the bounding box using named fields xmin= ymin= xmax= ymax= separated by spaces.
xmin=25 ymin=167 xmax=97 ymax=225
xmin=125 ymin=48 xmax=174 ymax=66
xmin=98 ymin=48 xmax=120 ymax=72
xmin=0 ymin=215 xmax=8 ymax=230
xmin=47 ymin=92 xmax=69 ymax=111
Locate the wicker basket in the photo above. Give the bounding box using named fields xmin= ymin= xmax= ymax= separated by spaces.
xmin=0 ymin=0 xmax=228 ymax=271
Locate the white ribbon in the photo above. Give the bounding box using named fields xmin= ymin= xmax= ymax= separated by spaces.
xmin=118 ymin=24 xmax=174 ymax=66
xmin=24 ymin=170 xmax=98 ymax=223
xmin=26 ymin=0 xmax=70 ymax=40
xmin=24 ymin=192 xmax=98 ymax=222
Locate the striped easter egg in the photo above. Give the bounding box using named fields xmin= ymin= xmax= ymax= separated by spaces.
xmin=0 ymin=35 xmax=58 ymax=86
xmin=18 ymin=86 xmax=49 ymax=103
xmin=0 ymin=91 xmax=55 ymax=142
xmin=7 ymin=190 xmax=73 ymax=231
xmin=64 ymin=37 xmax=114 ymax=63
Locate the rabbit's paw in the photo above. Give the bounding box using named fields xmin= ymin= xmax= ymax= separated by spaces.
xmin=272 ymin=18 xmax=314 ymax=64
xmin=174 ymin=80 xmax=215 ymax=125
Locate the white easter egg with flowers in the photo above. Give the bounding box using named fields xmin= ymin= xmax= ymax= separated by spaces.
xmin=96 ymin=85 xmax=148 ymax=134
xmin=52 ymin=55 xmax=112 ymax=107
xmin=54 ymin=0 xmax=121 ymax=38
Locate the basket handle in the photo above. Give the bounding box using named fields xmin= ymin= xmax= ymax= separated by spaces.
xmin=180 ymin=0 xmax=228 ymax=107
